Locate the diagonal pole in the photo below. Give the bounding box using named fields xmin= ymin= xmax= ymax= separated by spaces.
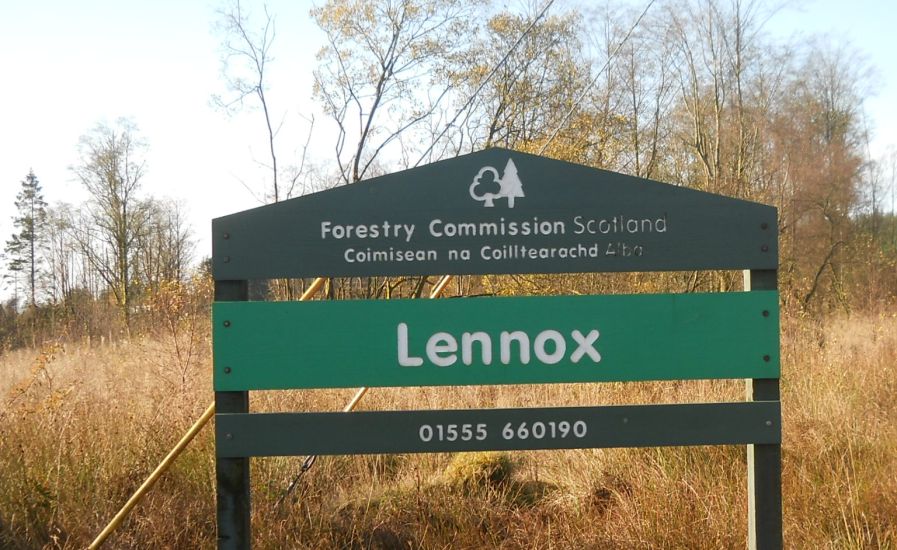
xmin=89 ymin=275 xmax=450 ymax=548
xmin=273 ymin=274 xmax=454 ymax=508
xmin=89 ymin=277 xmax=328 ymax=549
xmin=88 ymin=402 xmax=216 ymax=549
xmin=339 ymin=275 xmax=453 ymax=415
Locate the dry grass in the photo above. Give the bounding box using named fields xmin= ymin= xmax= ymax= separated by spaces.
xmin=1 ymin=311 xmax=895 ymax=548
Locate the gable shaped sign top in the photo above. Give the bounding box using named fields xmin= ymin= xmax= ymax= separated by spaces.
xmin=213 ymin=148 xmax=777 ymax=280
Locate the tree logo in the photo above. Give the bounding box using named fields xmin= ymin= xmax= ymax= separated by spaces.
xmin=469 ymin=158 xmax=524 ymax=208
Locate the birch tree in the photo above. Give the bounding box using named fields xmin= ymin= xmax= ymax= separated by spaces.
xmin=312 ymin=0 xmax=481 ymax=184
xmin=71 ymin=119 xmax=150 ymax=328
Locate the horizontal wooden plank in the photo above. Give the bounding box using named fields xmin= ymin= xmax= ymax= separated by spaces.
xmin=215 ymin=402 xmax=781 ymax=457
xmin=212 ymin=148 xmax=778 ymax=279
xmin=213 ymin=291 xmax=780 ymax=391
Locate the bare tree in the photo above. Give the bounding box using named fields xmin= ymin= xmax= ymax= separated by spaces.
xmin=312 ymin=0 xmax=481 ymax=183
xmin=71 ymin=119 xmax=150 ymax=328
xmin=214 ymin=0 xmax=282 ymax=201
xmin=771 ymin=40 xmax=871 ymax=310
xmin=445 ymin=10 xmax=591 ymax=158
xmin=136 ymin=198 xmax=195 ymax=293
xmin=45 ymin=204 xmax=78 ymax=306
xmin=604 ymin=6 xmax=676 ymax=179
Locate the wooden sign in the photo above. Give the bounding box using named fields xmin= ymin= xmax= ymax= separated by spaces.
xmin=212 ymin=148 xmax=777 ymax=279
xmin=211 ymin=148 xmax=783 ymax=549
xmin=213 ymin=291 xmax=779 ymax=391
xmin=216 ymin=402 xmax=781 ymax=458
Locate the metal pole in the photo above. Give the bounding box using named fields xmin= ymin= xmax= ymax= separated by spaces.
xmin=89 ymin=276 xmax=329 ymax=549
xmin=88 ymin=403 xmax=216 ymax=550
xmin=339 ymin=275 xmax=453 ymax=415
xmin=273 ymin=275 xmax=455 ymax=508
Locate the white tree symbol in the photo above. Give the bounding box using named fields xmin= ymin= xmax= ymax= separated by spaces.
xmin=470 ymin=166 xmax=501 ymax=207
xmin=469 ymin=158 xmax=524 ymax=208
xmin=498 ymin=158 xmax=524 ymax=207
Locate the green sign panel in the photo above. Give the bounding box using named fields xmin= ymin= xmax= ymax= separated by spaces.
xmin=212 ymin=148 xmax=777 ymax=279
xmin=213 ymin=291 xmax=779 ymax=391
xmin=216 ymin=402 xmax=781 ymax=458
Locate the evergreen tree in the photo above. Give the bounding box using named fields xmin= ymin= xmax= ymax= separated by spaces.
xmin=499 ymin=158 xmax=524 ymax=208
xmin=4 ymin=169 xmax=48 ymax=307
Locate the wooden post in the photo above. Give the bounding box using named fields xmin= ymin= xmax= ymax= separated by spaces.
xmin=215 ymin=280 xmax=251 ymax=550
xmin=744 ymin=269 xmax=782 ymax=550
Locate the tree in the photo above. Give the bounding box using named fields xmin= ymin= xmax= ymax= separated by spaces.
xmin=312 ymin=0 xmax=480 ymax=184
xmin=499 ymin=158 xmax=524 ymax=207
xmin=596 ymin=3 xmax=676 ymax=179
xmin=44 ymin=204 xmax=78 ymax=307
xmin=766 ymin=39 xmax=871 ymax=311
xmin=71 ymin=119 xmax=150 ymax=328
xmin=4 ymin=170 xmax=48 ymax=307
xmin=308 ymin=0 xmax=483 ymax=302
xmin=136 ymin=198 xmax=195 ymax=293
xmin=443 ymin=10 xmax=592 ymax=160
xmin=214 ymin=0 xmax=286 ymax=202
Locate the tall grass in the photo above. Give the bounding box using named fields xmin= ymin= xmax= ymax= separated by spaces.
xmin=1 ymin=311 xmax=895 ymax=548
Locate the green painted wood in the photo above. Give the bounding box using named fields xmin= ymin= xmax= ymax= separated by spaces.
xmin=212 ymin=148 xmax=777 ymax=279
xmin=214 ymin=281 xmax=250 ymax=550
xmin=746 ymin=269 xmax=783 ymax=550
xmin=213 ymin=291 xmax=780 ymax=391
xmin=215 ymin=402 xmax=781 ymax=457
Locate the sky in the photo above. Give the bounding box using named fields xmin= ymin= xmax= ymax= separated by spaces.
xmin=0 ymin=0 xmax=323 ymax=261
xmin=767 ymin=0 xmax=896 ymax=157
xmin=1 ymin=0 xmax=895 ymax=279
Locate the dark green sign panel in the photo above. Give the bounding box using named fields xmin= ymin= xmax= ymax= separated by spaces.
xmin=213 ymin=291 xmax=779 ymax=391
xmin=212 ymin=148 xmax=777 ymax=279
xmin=216 ymin=402 xmax=781 ymax=457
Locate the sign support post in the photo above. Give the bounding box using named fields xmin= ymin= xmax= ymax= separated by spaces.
xmin=745 ymin=269 xmax=782 ymax=550
xmin=214 ymin=280 xmax=250 ymax=550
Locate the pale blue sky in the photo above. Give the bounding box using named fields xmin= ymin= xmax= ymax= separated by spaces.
xmin=0 ymin=0 xmax=321 ymax=260
xmin=0 ymin=0 xmax=894 ymax=277
xmin=767 ymin=0 xmax=896 ymax=155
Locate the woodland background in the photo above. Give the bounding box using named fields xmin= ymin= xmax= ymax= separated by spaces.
xmin=2 ymin=0 xmax=895 ymax=547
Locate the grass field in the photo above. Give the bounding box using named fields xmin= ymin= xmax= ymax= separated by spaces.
xmin=1 ymin=311 xmax=895 ymax=548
